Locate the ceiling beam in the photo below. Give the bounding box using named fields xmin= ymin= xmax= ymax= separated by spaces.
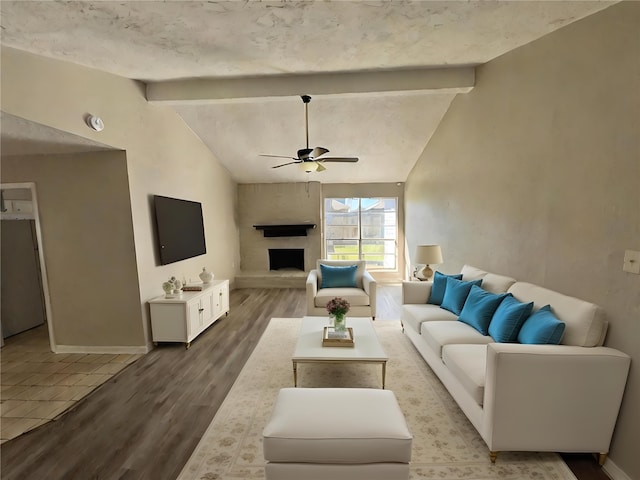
xmin=146 ymin=66 xmax=475 ymax=105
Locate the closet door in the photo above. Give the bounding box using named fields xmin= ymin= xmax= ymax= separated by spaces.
xmin=1 ymin=220 xmax=46 ymax=338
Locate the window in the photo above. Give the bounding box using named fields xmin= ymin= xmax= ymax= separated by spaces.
xmin=323 ymin=197 xmax=398 ymax=270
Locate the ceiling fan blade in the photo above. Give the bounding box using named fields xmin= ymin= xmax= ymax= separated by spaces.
xmin=316 ymin=163 xmax=327 ymax=172
xmin=310 ymin=147 xmax=329 ymax=158
xmin=297 ymin=148 xmax=313 ymax=159
xmin=318 ymin=157 xmax=359 ymax=163
xmin=260 ymin=154 xmax=297 ymax=160
xmin=272 ymin=161 xmax=300 ymax=169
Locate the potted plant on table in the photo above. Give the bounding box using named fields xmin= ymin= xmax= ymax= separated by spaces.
xmin=326 ymin=297 xmax=350 ymax=332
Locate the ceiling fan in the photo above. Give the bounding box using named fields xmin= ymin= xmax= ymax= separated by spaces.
xmin=260 ymin=95 xmax=359 ymax=173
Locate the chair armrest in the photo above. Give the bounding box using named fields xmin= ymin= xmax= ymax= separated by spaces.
xmin=483 ymin=343 xmax=631 ymax=452
xmin=402 ymin=281 xmax=432 ymax=304
xmin=362 ymin=271 xmax=377 ymax=317
xmin=306 ymin=270 xmax=319 ymax=312
xmin=362 ymin=270 xmax=376 ymax=295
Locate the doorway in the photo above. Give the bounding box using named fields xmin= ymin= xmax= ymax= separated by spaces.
xmin=0 ymin=183 xmax=55 ymax=350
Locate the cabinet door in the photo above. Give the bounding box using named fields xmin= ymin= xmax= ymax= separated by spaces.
xmin=187 ymin=299 xmax=202 ymax=339
xmin=208 ymin=285 xmax=219 ymax=319
xmin=218 ymin=282 xmax=229 ymax=314
xmin=201 ymin=290 xmax=215 ymax=324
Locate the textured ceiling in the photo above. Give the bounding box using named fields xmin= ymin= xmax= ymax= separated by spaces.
xmin=0 ymin=1 xmax=616 ymax=183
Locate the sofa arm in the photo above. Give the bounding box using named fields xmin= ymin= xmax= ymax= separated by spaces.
xmin=363 ymin=271 xmax=377 ymax=318
xmin=402 ymin=281 xmax=432 ymax=304
xmin=306 ymin=270 xmax=319 ymax=312
xmin=482 ymin=343 xmax=631 ymax=453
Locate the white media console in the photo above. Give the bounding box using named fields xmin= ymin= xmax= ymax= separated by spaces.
xmin=149 ymin=279 xmax=229 ymax=348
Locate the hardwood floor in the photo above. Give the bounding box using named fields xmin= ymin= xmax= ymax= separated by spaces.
xmin=0 ymin=286 xmax=610 ymax=480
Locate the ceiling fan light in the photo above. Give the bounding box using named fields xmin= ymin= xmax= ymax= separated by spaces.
xmin=299 ymin=161 xmax=319 ymax=173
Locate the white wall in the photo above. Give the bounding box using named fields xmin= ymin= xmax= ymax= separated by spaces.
xmin=405 ymin=3 xmax=639 ymax=478
xmin=1 ymin=47 xmax=240 ymax=350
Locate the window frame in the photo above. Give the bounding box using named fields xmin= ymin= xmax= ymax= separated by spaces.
xmin=323 ymin=197 xmax=398 ymax=271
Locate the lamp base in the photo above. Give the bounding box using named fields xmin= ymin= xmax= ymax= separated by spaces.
xmin=419 ymin=265 xmax=434 ymax=281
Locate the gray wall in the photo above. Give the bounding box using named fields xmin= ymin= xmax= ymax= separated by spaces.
xmin=2 ymin=151 xmax=144 ymax=347
xmin=405 ymin=3 xmax=639 ymax=477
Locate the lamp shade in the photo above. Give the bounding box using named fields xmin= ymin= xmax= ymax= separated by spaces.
xmin=414 ymin=245 xmax=443 ymax=265
xmin=299 ymin=161 xmax=319 ymax=173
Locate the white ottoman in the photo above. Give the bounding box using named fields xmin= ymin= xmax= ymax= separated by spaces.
xmin=263 ymin=388 xmax=412 ymax=480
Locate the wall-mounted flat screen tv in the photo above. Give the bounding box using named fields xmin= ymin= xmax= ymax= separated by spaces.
xmin=154 ymin=195 xmax=206 ymax=265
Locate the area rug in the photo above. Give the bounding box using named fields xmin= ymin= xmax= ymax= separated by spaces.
xmin=178 ymin=318 xmax=577 ymax=480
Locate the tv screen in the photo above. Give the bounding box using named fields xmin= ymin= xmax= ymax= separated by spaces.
xmin=153 ymin=195 xmax=206 ymax=265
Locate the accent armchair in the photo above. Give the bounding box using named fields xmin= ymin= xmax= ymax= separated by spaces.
xmin=306 ymin=260 xmax=377 ymax=320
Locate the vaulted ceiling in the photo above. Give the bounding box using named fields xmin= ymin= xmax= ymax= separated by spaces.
xmin=0 ymin=1 xmax=615 ymax=183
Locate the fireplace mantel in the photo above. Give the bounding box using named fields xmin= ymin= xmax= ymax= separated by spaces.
xmin=253 ymin=223 xmax=316 ymax=237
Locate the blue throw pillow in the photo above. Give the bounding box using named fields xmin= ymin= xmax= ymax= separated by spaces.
xmin=440 ymin=277 xmax=483 ymax=316
xmin=488 ymin=296 xmax=534 ymax=342
xmin=517 ymin=305 xmax=565 ymax=345
xmin=458 ymin=285 xmax=510 ymax=335
xmin=320 ymin=264 xmax=358 ymax=288
xmin=428 ymin=271 xmax=463 ymax=305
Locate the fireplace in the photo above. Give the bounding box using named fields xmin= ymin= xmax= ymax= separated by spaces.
xmin=269 ymin=249 xmax=304 ymax=271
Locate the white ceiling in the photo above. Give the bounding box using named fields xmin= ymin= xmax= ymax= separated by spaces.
xmin=0 ymin=1 xmax=615 ymax=183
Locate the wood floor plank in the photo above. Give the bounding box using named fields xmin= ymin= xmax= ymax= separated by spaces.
xmin=0 ymin=286 xmax=609 ymax=480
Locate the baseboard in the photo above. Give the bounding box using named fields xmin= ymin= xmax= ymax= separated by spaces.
xmin=603 ymin=458 xmax=632 ymax=480
xmin=54 ymin=344 xmax=149 ymax=354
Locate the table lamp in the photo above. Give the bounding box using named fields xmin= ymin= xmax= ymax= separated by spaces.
xmin=414 ymin=245 xmax=443 ymax=281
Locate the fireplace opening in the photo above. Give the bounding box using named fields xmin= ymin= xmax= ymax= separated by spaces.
xmin=269 ymin=249 xmax=304 ymax=271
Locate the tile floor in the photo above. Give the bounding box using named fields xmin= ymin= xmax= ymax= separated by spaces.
xmin=0 ymin=324 xmax=141 ymax=443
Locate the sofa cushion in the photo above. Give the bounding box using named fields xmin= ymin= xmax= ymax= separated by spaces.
xmin=315 ymin=288 xmax=370 ymax=308
xmin=488 ymin=296 xmax=533 ymax=342
xmin=317 ymin=260 xmax=366 ymax=289
xmin=428 ymin=271 xmax=463 ymax=305
xmin=481 ymin=273 xmax=517 ymax=294
xmin=460 ymin=265 xmax=516 ymax=293
xmin=320 ymin=264 xmax=357 ymax=288
xmin=518 ymin=305 xmax=565 ymax=345
xmin=401 ymin=304 xmax=457 ymax=334
xmin=460 ymin=265 xmax=488 ymax=281
xmin=508 ymin=282 xmax=605 ymax=346
xmin=442 ymin=344 xmax=487 ymax=406
xmin=421 ymin=321 xmax=494 ymax=358
xmin=458 ymin=285 xmax=510 ymax=335
xmin=440 ymin=278 xmax=483 ymax=316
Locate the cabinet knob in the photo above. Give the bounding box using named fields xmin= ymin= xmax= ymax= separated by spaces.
xmin=198 ymin=308 xmax=204 ymax=313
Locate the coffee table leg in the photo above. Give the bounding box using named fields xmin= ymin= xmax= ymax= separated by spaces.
xmin=382 ymin=361 xmax=387 ymax=389
xmin=293 ymin=361 xmax=298 ymax=387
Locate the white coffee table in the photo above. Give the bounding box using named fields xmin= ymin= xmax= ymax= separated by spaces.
xmin=292 ymin=316 xmax=389 ymax=389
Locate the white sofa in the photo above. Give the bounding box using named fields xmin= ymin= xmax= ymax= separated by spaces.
xmin=401 ymin=265 xmax=630 ymax=464
xmin=306 ymin=260 xmax=377 ymax=319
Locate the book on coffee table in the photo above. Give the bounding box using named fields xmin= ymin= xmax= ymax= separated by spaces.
xmin=322 ymin=326 xmax=354 ymax=347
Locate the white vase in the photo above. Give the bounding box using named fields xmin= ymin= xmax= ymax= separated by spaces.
xmin=162 ymin=281 xmax=174 ymax=298
xmin=199 ymin=267 xmax=213 ymax=284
